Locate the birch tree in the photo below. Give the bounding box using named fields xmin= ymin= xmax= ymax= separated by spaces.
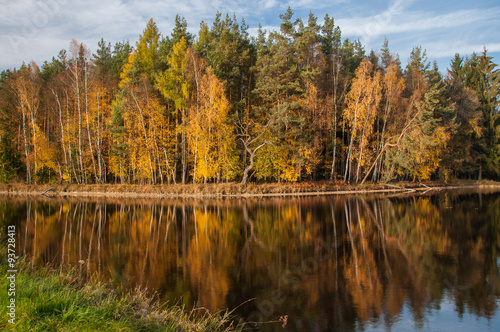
xmin=343 ymin=59 xmax=382 ymax=183
xmin=155 ymin=37 xmax=190 ymax=183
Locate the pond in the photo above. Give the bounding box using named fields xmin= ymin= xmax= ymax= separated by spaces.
xmin=2 ymin=188 xmax=500 ymax=331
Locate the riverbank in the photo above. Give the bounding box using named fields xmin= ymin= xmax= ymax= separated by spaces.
xmin=1 ymin=180 xmax=500 ymax=199
xmin=0 ymin=245 xmax=242 ymax=331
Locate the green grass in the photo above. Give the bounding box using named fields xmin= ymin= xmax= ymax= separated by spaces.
xmin=0 ymin=244 xmax=243 ymax=332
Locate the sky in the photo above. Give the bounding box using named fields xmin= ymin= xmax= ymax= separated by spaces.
xmin=1 ymin=0 xmax=499 ymax=73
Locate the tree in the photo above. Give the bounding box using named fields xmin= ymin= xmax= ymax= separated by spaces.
xmin=109 ymin=90 xmax=128 ymax=182
xmin=343 ymin=58 xmax=382 ymax=183
xmin=373 ymin=62 xmax=405 ymax=181
xmin=443 ymin=71 xmax=483 ymax=178
xmin=108 ymin=52 xmax=137 ymax=182
xmin=110 ymin=48 xmax=170 ymax=184
xmin=0 ymin=132 xmax=23 ymax=182
xmin=475 ymin=50 xmax=500 ymax=178
xmin=405 ymin=46 xmax=429 ymax=94
xmin=448 ymin=49 xmax=500 ymax=179
xmin=0 ymin=71 xmax=23 ymax=182
xmin=11 ymin=63 xmax=41 ymax=184
xmin=110 ymin=40 xmax=133 ymax=81
xmin=197 ymin=12 xmax=254 ymax=114
xmin=320 ymin=14 xmax=344 ymax=180
xmin=188 ymin=68 xmax=237 ymax=182
xmin=93 ymin=38 xmax=113 ymax=80
xmin=386 ymin=72 xmax=451 ymax=181
xmin=136 ymin=18 xmax=160 ymax=80
xmin=8 ymin=62 xmax=58 ymax=184
xmin=155 ymin=37 xmax=190 ymax=183
xmin=248 ymin=8 xmax=317 ymax=182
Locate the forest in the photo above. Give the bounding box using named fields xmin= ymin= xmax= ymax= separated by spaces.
xmin=0 ymin=8 xmax=499 ymax=185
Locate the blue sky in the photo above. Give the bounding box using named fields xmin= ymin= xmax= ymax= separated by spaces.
xmin=1 ymin=0 xmax=499 ymax=73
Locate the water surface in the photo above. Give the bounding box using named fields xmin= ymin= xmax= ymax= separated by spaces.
xmin=2 ymin=189 xmax=500 ymax=331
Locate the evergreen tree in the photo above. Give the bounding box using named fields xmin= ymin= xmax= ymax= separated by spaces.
xmin=159 ymin=15 xmax=193 ymax=70
xmin=387 ymin=67 xmax=451 ymax=181
xmin=93 ymin=38 xmax=113 ymax=79
xmin=453 ymin=50 xmax=500 ymax=178
xmin=477 ymin=50 xmax=500 ymax=178
xmin=110 ymin=40 xmax=133 ymax=81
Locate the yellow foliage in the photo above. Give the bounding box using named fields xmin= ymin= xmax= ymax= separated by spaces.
xmin=343 ymin=59 xmax=382 ymax=180
xmin=33 ymin=123 xmax=57 ymax=171
xmin=188 ymin=68 xmax=237 ymax=182
xmin=119 ymin=52 xmax=136 ymax=89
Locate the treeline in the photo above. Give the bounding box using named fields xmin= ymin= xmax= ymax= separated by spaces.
xmin=0 ymin=9 xmax=499 ymax=185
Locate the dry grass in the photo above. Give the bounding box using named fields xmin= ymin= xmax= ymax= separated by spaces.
xmin=0 ymin=179 xmax=499 ymax=199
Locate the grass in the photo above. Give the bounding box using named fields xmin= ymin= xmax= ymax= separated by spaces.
xmin=0 ymin=244 xmax=243 ymax=332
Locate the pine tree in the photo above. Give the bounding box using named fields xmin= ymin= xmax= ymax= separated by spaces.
xmin=387 ymin=69 xmax=451 ymax=181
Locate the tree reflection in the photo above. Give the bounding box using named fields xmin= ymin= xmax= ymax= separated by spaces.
xmin=2 ymin=191 xmax=500 ymax=330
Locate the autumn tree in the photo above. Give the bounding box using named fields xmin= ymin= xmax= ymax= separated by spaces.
xmin=343 ymin=58 xmax=382 ymax=183
xmin=11 ymin=63 xmax=40 ymax=183
xmin=110 ymin=45 xmax=171 ymax=184
xmin=136 ymin=18 xmax=160 ymax=81
xmin=155 ymin=36 xmax=190 ymax=183
xmin=385 ymin=60 xmax=451 ymax=181
xmin=0 ymin=12 xmax=498 ymax=185
xmin=188 ymin=68 xmax=237 ymax=182
xmin=0 ymin=70 xmax=24 ymax=182
xmin=319 ymin=15 xmax=366 ymax=180
xmin=8 ymin=63 xmax=58 ymax=184
xmin=373 ymin=61 xmax=405 ymax=181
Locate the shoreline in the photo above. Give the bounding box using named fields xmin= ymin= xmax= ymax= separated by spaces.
xmin=1 ymin=180 xmax=500 ymax=199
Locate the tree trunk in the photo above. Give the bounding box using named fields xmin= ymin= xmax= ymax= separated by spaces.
xmin=84 ymin=66 xmax=98 ymax=182
xmin=330 ymin=104 xmax=337 ymax=180
xmin=344 ymin=104 xmax=358 ymax=182
xmin=181 ymin=107 xmax=187 ymax=184
xmin=20 ymin=102 xmax=32 ymax=184
xmin=241 ymin=151 xmax=255 ymax=185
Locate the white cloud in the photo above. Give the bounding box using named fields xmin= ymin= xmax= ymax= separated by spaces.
xmin=258 ymin=0 xmax=278 ymax=10
xmin=332 ymin=0 xmax=500 ymax=70
xmin=338 ymin=7 xmax=500 ymax=40
xmin=427 ymin=42 xmax=500 ymax=59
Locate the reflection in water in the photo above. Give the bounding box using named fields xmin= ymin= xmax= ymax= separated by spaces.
xmin=2 ymin=190 xmax=500 ymax=331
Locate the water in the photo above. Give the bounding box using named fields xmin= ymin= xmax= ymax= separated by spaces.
xmin=1 ymin=188 xmax=500 ymax=331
